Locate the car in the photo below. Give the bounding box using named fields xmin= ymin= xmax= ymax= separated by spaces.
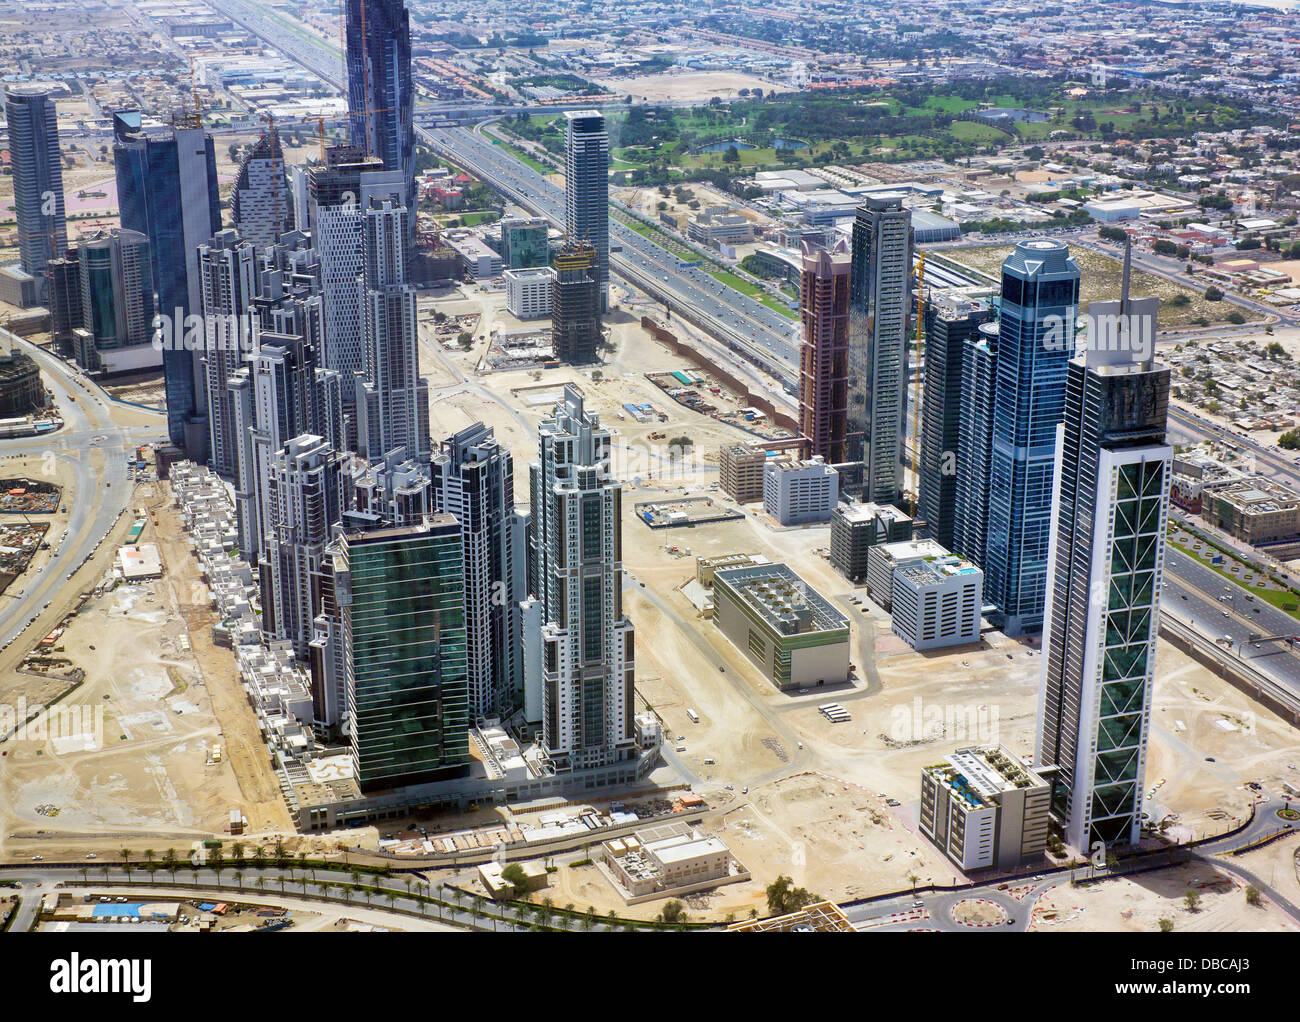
xmin=85 ymin=852 xmax=97 ymax=859
xmin=741 ymin=787 xmax=748 ymax=795
xmin=912 ymin=899 xmax=924 ymax=908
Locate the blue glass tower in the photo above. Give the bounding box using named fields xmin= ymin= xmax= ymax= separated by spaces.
xmin=345 ymin=0 xmax=415 ymax=225
xmin=113 ymin=111 xmax=221 ymax=453
xmin=983 ymin=240 xmax=1079 ymax=636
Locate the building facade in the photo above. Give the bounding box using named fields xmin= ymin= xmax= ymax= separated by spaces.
xmin=763 ymin=457 xmax=839 ymax=526
xmin=551 ymin=241 xmax=601 ymax=365
xmin=1036 ymin=295 xmax=1170 ymax=853
xmin=530 ymin=387 xmax=635 ymax=771
xmin=563 ymin=111 xmax=609 ymax=313
xmin=5 ymin=85 xmax=67 ymax=301
xmin=798 ymin=240 xmax=851 ymax=465
xmin=846 ymin=193 xmax=911 ymax=504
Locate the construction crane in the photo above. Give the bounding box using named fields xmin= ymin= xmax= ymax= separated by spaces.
xmin=906 ymin=249 xmax=928 ymax=520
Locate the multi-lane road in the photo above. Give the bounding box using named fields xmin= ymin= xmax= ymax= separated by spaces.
xmin=420 ymin=122 xmax=801 ymax=392
xmin=0 ymin=332 xmax=167 ymax=651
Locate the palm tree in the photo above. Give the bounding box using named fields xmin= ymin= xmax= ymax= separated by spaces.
xmin=120 ymin=848 xmax=132 ymax=875
xmin=162 ymin=848 xmax=178 ymax=879
xmin=143 ymin=848 xmax=156 ymax=872
xmin=255 ymin=876 xmax=267 ymax=896
xmin=79 ymin=866 xmax=88 ymax=883
xmin=232 ymin=869 xmax=243 ymax=890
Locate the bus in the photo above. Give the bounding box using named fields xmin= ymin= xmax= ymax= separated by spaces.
xmin=686 ymin=708 xmax=700 ymax=724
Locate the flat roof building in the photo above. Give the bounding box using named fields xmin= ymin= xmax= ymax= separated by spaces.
xmin=712 ymin=562 xmax=850 ymax=691
xmin=891 ymin=554 xmax=983 ymax=651
xmin=865 ymin=537 xmax=949 ymax=611
xmin=920 ymin=745 xmax=1051 ymax=872
xmin=764 ymin=457 xmax=839 ymax=526
xmin=829 ymin=501 xmax=912 ymax=583
xmin=719 ymin=443 xmax=769 ymax=504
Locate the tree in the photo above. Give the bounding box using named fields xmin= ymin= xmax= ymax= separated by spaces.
xmin=1158 ymin=916 xmax=1175 ymax=932
xmin=1203 ymin=286 xmax=1224 ymax=302
xmin=1279 ymin=428 xmax=1300 ymax=451
xmin=500 ymin=863 xmax=530 ymax=900
xmin=765 ymin=875 xmax=819 ymax=916
xmin=1184 ymin=890 xmax=1201 ymax=912
xmin=658 ymin=900 xmax=687 ymax=925
xmin=1245 ymin=884 xmax=1261 ymax=907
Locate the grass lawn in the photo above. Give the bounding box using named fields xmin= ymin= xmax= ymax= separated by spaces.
xmin=484 ymin=132 xmax=551 ymax=174
xmin=946 ymin=121 xmax=1009 ymax=143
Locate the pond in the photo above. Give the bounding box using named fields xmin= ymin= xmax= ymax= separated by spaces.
xmin=694 ymin=139 xmax=758 ymax=154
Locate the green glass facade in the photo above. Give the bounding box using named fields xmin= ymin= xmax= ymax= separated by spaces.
xmin=343 ymin=515 xmax=470 ymax=792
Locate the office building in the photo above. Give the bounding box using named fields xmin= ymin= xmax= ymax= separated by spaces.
xmin=718 ymin=443 xmax=768 ymax=504
xmin=530 ymin=386 xmax=635 ymax=771
xmin=505 ymin=267 xmax=553 ymax=320
xmin=954 ymin=319 xmax=1000 ymax=569
xmin=432 ymin=423 xmax=527 ymax=723
xmin=891 ymin=554 xmax=983 ymax=651
xmin=336 ymin=515 xmax=470 ymax=792
xmin=1199 ymin=477 xmax=1300 ymax=546
xmin=500 ymin=216 xmax=550 ymax=269
xmin=114 ymin=111 xmax=221 ymax=456
xmin=798 ymin=240 xmax=851 ymax=465
xmin=356 ymin=199 xmax=430 ymax=463
xmin=920 ymin=746 xmax=1051 ymax=872
xmin=75 ymin=229 xmax=157 ymax=374
xmin=864 ymin=537 xmax=950 ymax=611
xmin=563 ymin=110 xmax=609 ymax=313
xmin=1036 ymin=286 xmax=1169 ymax=852
xmin=551 ymin=241 xmax=601 ymax=365
xmin=829 ymin=501 xmax=912 ymax=583
xmin=918 ymin=293 xmax=994 ymax=551
xmin=47 ymin=251 xmax=82 ymax=355
xmin=232 ymin=127 xmax=293 ymax=247
xmin=345 ymin=0 xmax=415 ymax=232
xmin=5 ymin=85 xmax=67 ymax=302
xmin=984 ymin=240 xmax=1080 ymax=636
xmin=763 ymin=457 xmax=839 ymax=526
xmin=711 ymin=562 xmax=850 ymax=691
xmin=198 ymin=231 xmax=257 ymax=479
xmin=846 ymin=194 xmax=911 ymax=504
xmin=308 ymin=145 xmax=405 ymax=422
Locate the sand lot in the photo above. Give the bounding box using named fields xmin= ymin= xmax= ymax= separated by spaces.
xmin=1031 ymin=860 xmax=1298 ymax=932
xmin=593 ymin=71 xmax=782 ymax=103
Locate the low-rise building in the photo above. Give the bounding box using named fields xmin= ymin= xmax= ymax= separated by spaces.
xmin=712 ymin=561 xmax=850 ymax=690
xmin=919 ymin=745 xmax=1051 ymax=872
xmin=504 ymin=267 xmax=553 ymax=319
xmin=443 ymin=230 xmax=503 ymax=280
xmin=1200 ymin=476 xmax=1300 ymax=546
xmin=764 ymin=456 xmax=839 ymax=525
xmin=891 ymin=554 xmax=983 ymax=651
xmin=687 ymin=206 xmax=754 ymax=246
xmin=829 ymin=501 xmax=912 ymax=582
xmin=718 ymin=443 xmax=768 ymax=503
xmin=600 ymin=821 xmax=747 ymax=903
xmin=865 ymin=537 xmax=949 ymax=610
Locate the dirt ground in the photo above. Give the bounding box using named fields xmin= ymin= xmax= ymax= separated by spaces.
xmin=1030 ymin=859 xmax=1298 ymax=932
xmin=591 ymin=71 xmax=783 ymax=103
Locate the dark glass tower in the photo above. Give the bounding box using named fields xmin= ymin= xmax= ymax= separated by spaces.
xmin=345 ymin=0 xmax=415 ymax=226
xmin=5 ymin=85 xmax=67 ymax=298
xmin=984 ymin=240 xmax=1079 ymax=635
xmin=113 ymin=111 xmax=221 ymax=454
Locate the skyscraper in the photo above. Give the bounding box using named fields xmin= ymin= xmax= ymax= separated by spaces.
xmin=337 ymin=514 xmax=470 ymax=792
xmin=432 ymin=423 xmax=527 ymax=723
xmin=47 ymin=250 xmax=82 ymax=356
xmin=984 ymin=240 xmax=1080 ymax=636
xmin=531 ymin=386 xmax=635 ymax=771
xmin=798 ymin=240 xmax=851 ymax=465
xmin=550 ymin=240 xmax=601 ymax=365
xmin=232 ymin=127 xmax=294 ymax=247
xmin=918 ymin=293 xmax=994 ymax=551
xmin=355 ymin=198 xmax=430 ymax=462
xmin=953 ymin=319 xmax=999 ymax=569
xmin=308 ymin=145 xmax=405 ymax=444
xmin=75 ymin=229 xmax=156 ymax=373
xmin=1036 ymin=280 xmax=1169 ymax=852
xmin=5 ymin=85 xmax=67 ymax=302
xmin=847 ymin=194 xmax=911 ymax=505
xmin=563 ymin=111 xmax=609 ymax=314
xmin=114 ymin=111 xmax=221 ymax=455
xmin=199 ymin=230 xmax=257 ymax=480
xmin=264 ymin=435 xmax=346 ymax=707
xmin=345 ymin=0 xmax=415 ymax=230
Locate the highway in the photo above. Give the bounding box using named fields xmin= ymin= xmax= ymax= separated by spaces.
xmin=0 ymin=332 xmax=167 ymax=651
xmin=420 ymin=123 xmax=801 ymax=394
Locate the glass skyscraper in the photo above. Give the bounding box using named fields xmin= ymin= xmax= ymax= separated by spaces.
xmin=5 ymin=85 xmax=67 ymax=298
xmin=345 ymin=0 xmax=415 ymax=229
xmin=113 ymin=111 xmax=221 ymax=454
xmin=340 ymin=515 xmax=470 ymax=792
xmin=1037 ymin=291 xmax=1169 ymax=852
xmin=564 ymin=111 xmax=610 ymax=314
xmin=983 ymin=240 xmax=1080 ymax=635
xmin=846 ymin=194 xmax=911 ymax=505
